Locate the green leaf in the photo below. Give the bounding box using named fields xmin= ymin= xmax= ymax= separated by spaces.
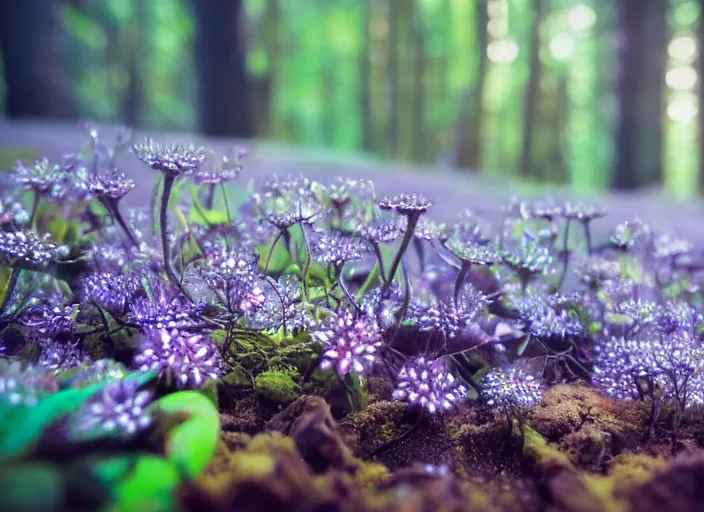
xmin=0 ymin=463 xmax=64 ymax=512
xmin=188 ymin=188 xmax=228 ymax=225
xmin=151 ymin=391 xmax=220 ymax=479
xmin=0 ymin=372 xmax=156 ymax=461
xmin=105 ymin=456 xmax=180 ymax=512
xmin=150 ymin=174 xmax=163 ymax=238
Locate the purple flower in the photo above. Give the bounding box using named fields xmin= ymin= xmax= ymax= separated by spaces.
xmin=0 ymin=230 xmax=68 ymax=268
xmin=82 ymin=272 xmax=133 ymax=315
xmin=481 ymin=366 xmax=543 ymax=415
xmin=0 ymin=198 xmax=29 ymax=226
xmin=127 ymin=294 xmax=205 ymax=330
xmin=86 ymin=167 xmax=135 ymax=201
xmin=132 ymin=138 xmax=207 ymax=177
xmin=19 ymin=304 xmax=78 ymax=340
xmin=188 ymin=147 xmax=246 ymax=185
xmin=356 ymin=218 xmax=405 ymax=244
xmin=312 ymin=310 xmax=383 ymax=377
xmin=13 ymin=158 xmax=63 ymax=195
xmin=0 ymin=361 xmax=57 ymax=407
xmin=74 ymin=379 xmax=153 ymax=436
xmin=134 ymin=328 xmax=221 ymax=389
xmin=312 ymin=230 xmax=371 ymax=267
xmin=37 ymin=339 xmax=88 ymax=372
xmin=392 ymin=356 xmax=467 ymax=414
xmin=379 ymin=193 xmax=432 ymax=217
xmin=560 ymin=202 xmax=605 ymax=223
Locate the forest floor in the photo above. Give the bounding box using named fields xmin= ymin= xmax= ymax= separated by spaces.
xmin=1 ymin=119 xmax=704 ymax=248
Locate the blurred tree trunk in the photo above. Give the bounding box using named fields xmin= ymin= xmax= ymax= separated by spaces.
xmin=457 ymin=0 xmax=489 ymax=170
xmin=387 ymin=0 xmax=400 ymax=157
xmin=519 ymin=0 xmax=545 ymax=178
xmin=121 ymin=0 xmax=146 ymax=127
xmin=192 ymin=0 xmax=252 ymax=137
xmin=360 ymin=0 xmax=373 ymax=151
xmin=256 ymin=0 xmax=280 ymax=136
xmin=611 ymin=0 xmax=667 ymax=190
xmin=698 ymin=3 xmax=704 ymax=194
xmin=0 ymin=0 xmax=75 ymax=118
xmin=411 ymin=8 xmax=426 ymax=162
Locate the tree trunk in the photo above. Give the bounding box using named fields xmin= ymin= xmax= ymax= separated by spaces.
xmin=411 ymin=8 xmax=426 ymax=162
xmin=387 ymin=0 xmax=400 ymax=157
xmin=191 ymin=0 xmax=252 ymax=137
xmin=459 ymin=0 xmax=489 ymax=170
xmin=518 ymin=0 xmax=545 ymax=178
xmin=121 ymin=0 xmax=146 ymax=127
xmin=359 ymin=0 xmax=373 ymax=152
xmin=611 ymin=0 xmax=667 ymax=190
xmin=698 ymin=1 xmax=704 ymax=194
xmin=0 ymin=0 xmax=75 ymax=118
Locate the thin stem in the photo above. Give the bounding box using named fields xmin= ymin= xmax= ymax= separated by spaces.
xmin=556 ymin=219 xmax=571 ymax=292
xmin=205 ymin=183 xmax=216 ymax=209
xmin=159 ymin=175 xmax=189 ymax=297
xmin=264 ymin=229 xmax=285 ymax=274
xmin=104 ymin=199 xmax=139 ymax=247
xmin=220 ymin=183 xmax=232 ymax=224
xmin=0 ymin=267 xmax=21 ymax=316
xmin=29 ymin=192 xmax=40 ymax=229
xmin=383 ymin=215 xmax=420 ymax=293
xmin=355 ymin=262 xmax=380 ymax=303
xmin=338 ymin=265 xmax=362 ymax=315
xmin=372 ymin=242 xmax=388 ymax=284
xmin=299 ymin=222 xmax=312 ymax=300
xmin=583 ymin=221 xmax=593 ymax=256
xmin=412 ymin=237 xmax=426 ymax=274
xmin=454 ymin=262 xmax=471 ymax=305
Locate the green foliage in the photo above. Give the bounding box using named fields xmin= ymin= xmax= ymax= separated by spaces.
xmin=254 ymin=370 xmax=301 ymax=404
xmin=152 ymin=391 xmax=220 ymax=480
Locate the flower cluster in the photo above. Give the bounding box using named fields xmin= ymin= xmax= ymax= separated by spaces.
xmin=481 ymin=366 xmax=543 ymax=418
xmin=312 ymin=310 xmax=383 ymax=377
xmin=74 ymin=379 xmax=154 ymax=437
xmin=392 ymin=356 xmax=467 ymax=414
xmin=132 ymin=138 xmax=207 ymax=177
xmin=134 ymin=328 xmax=221 ymax=389
xmin=0 ymin=230 xmax=68 ymax=268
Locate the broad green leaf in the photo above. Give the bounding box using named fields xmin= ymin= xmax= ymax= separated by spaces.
xmin=151 ymin=391 xmax=220 ymax=479
xmin=104 ymin=456 xmax=180 ymax=512
xmin=0 ymin=462 xmax=64 ymax=512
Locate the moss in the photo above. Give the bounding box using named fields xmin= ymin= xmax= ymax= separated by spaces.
xmin=529 ymin=384 xmax=643 ymax=449
xmin=353 ymin=461 xmax=389 ymax=488
xmin=254 ymin=371 xmax=301 ymax=404
xmin=522 ymin=424 xmax=573 ymax=475
xmin=338 ymin=401 xmax=407 ymax=455
xmin=221 ymin=367 xmax=250 ymax=387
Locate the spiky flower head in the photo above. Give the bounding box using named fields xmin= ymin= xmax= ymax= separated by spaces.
xmin=312 ymin=230 xmax=371 ymax=267
xmin=312 ymin=310 xmax=383 ymax=377
xmin=560 ymin=202 xmax=605 ymax=223
xmin=445 ymin=238 xmax=498 ymax=266
xmin=610 ymin=219 xmax=651 ymax=251
xmin=379 ymin=193 xmax=432 ymax=217
xmin=37 ymin=339 xmax=88 ymax=372
xmin=0 ymin=230 xmax=68 ymax=268
xmin=82 ymin=272 xmax=133 ymax=315
xmin=0 ymin=199 xmax=29 ymax=226
xmin=653 ymin=232 xmax=692 ymax=260
xmin=0 ymin=361 xmax=57 ymax=408
xmin=127 ymin=293 xmax=205 ymax=331
xmin=74 ymin=379 xmax=153 ymax=437
xmin=510 ymin=293 xmax=584 ymax=342
xmin=134 ymin=328 xmax=221 ymax=389
xmin=392 ymin=356 xmax=467 ymax=414
xmin=325 ymin=177 xmax=375 ymax=212
xmin=481 ymin=366 xmax=543 ymax=416
xmin=188 ymin=147 xmax=246 ymax=185
xmin=408 ymin=296 xmax=487 ymax=341
xmin=13 ymin=158 xmax=63 ymax=194
xmin=132 ymin=138 xmax=207 ymax=176
xmin=501 ymin=236 xmax=553 ymax=278
xmin=19 ymin=304 xmax=78 ymax=340
xmin=86 ymin=167 xmax=135 ymax=201
xmin=356 ymin=218 xmax=405 ymax=244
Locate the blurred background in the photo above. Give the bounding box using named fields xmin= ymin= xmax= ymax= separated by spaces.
xmin=0 ymin=0 xmax=701 ymax=198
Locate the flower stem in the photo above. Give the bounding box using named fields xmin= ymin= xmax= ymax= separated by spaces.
xmin=556 ymin=219 xmax=571 ymax=292
xmin=454 ymin=262 xmax=471 ymax=305
xmin=0 ymin=267 xmax=20 ymax=316
xmin=372 ymin=243 xmax=388 ymax=284
xmin=383 ymin=215 xmax=419 ymax=293
xmin=160 ymin=176 xmax=188 ymax=297
xmin=104 ymin=198 xmax=139 ymax=247
xmin=356 ymin=262 xmax=380 ymax=303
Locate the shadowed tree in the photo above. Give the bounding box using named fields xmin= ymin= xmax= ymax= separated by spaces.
xmin=191 ymin=0 xmax=252 ymax=137
xmin=519 ymin=0 xmax=545 ymax=178
xmin=611 ymin=0 xmax=668 ymax=190
xmin=0 ymin=0 xmax=75 ymax=118
xmin=698 ymin=3 xmax=704 ymax=194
